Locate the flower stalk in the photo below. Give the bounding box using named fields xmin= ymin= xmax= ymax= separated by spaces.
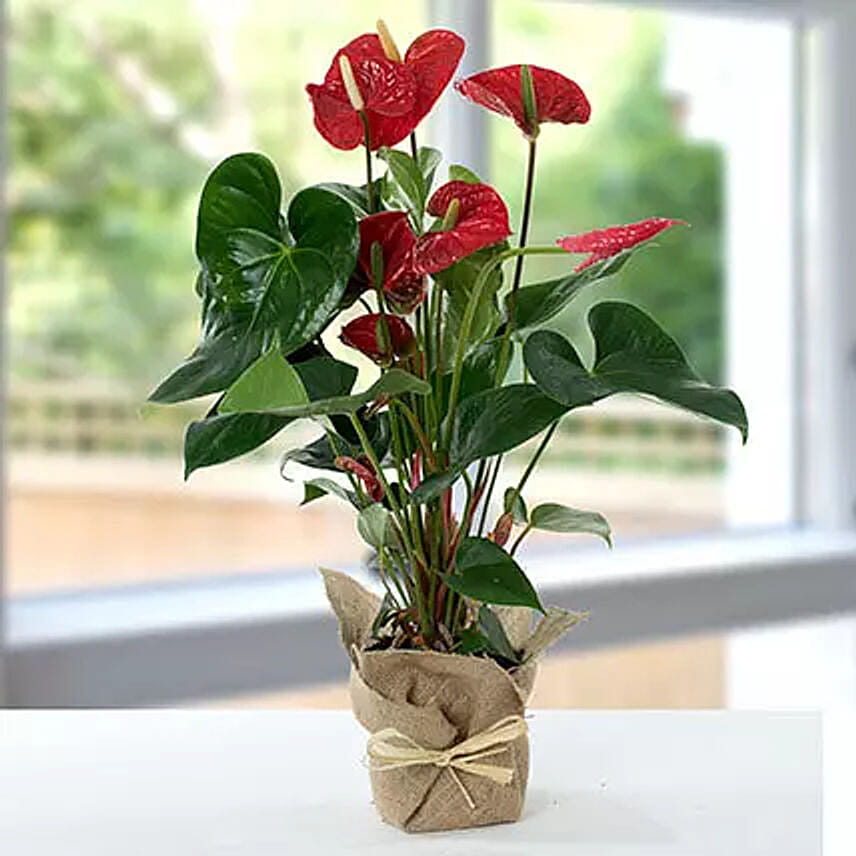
xmin=155 ymin=22 xmax=742 ymax=664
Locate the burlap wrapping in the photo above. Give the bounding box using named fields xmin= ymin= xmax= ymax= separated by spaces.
xmin=321 ymin=568 xmax=583 ymax=833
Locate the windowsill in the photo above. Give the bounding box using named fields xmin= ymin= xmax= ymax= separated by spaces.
xmin=6 ymin=526 xmax=856 ymax=706
xmin=9 ymin=526 xmax=856 ymax=646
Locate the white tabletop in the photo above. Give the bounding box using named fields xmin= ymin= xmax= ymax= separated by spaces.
xmin=0 ymin=710 xmax=821 ymax=855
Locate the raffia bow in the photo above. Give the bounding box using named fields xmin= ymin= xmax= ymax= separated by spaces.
xmin=366 ymin=714 xmax=527 ymax=811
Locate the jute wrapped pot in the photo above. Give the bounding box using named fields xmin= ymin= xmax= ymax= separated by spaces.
xmin=322 ymin=568 xmax=581 ymax=833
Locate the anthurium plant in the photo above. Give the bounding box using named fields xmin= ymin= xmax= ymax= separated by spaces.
xmin=151 ymin=21 xmax=747 ymax=667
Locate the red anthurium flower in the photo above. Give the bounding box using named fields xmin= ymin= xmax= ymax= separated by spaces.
xmin=457 ymin=64 xmax=591 ymax=138
xmin=358 ymin=211 xmax=426 ymax=313
xmin=558 ymin=217 xmax=687 ymax=272
xmin=335 ymin=455 xmax=384 ymax=502
xmin=306 ymin=29 xmax=464 ymax=150
xmin=412 ymin=181 xmax=512 ymax=274
xmin=340 ymin=313 xmax=416 ymax=363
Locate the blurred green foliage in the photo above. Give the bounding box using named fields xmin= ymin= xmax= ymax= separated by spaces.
xmin=493 ymin=20 xmax=723 ymax=382
xmin=9 ymin=2 xmax=723 ymax=387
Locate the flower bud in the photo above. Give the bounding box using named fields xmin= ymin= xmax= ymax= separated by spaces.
xmin=338 ymin=54 xmax=364 ymax=111
xmin=489 ymin=512 xmax=514 ymax=548
xmin=336 ymin=455 xmax=384 ymax=502
xmin=340 ymin=313 xmax=416 ymax=363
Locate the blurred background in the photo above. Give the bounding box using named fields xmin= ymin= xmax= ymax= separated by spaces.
xmin=4 ymin=0 xmax=856 ymax=709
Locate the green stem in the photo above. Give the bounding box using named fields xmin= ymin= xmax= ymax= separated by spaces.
xmin=477 ymin=456 xmax=501 ymax=537
xmin=349 ymin=411 xmax=432 ymax=633
xmin=509 ymin=524 xmax=533 ymax=557
xmin=514 ymin=421 xmax=558 ymax=502
xmin=507 ymin=138 xmax=538 ymax=332
xmin=443 ymin=245 xmax=566 ymax=452
xmin=477 ymin=145 xmax=539 ymax=527
xmin=393 ymin=400 xmax=435 ymax=464
xmin=360 ymin=112 xmax=375 ymax=213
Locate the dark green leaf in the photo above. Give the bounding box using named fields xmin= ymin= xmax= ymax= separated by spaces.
xmin=149 ymin=320 xmax=265 ymax=404
xmin=455 ymin=627 xmax=491 ymax=656
xmin=159 ymin=157 xmax=359 ymax=403
xmin=294 ymin=357 xmax=358 ymax=402
xmin=503 ymin=488 xmax=528 ymax=525
xmin=449 ymin=384 xmax=566 ymax=468
xmin=184 ymin=412 xmax=289 ymax=479
xmin=301 ymin=477 xmax=360 ymax=508
xmin=223 ymin=187 xmax=358 ymax=356
xmin=446 ymin=537 xmax=544 ymax=612
xmin=195 ymin=152 xmax=281 ymax=270
xmin=280 ymin=412 xmax=390 ymax=477
xmin=524 ymin=301 xmax=748 ymax=442
xmin=510 ymin=249 xmax=634 ymax=331
xmin=409 ymin=469 xmax=459 ymax=505
xmin=530 ymin=503 xmax=612 ymax=545
xmin=183 ymin=355 xmax=357 ymax=476
xmin=477 ymin=604 xmax=521 ymax=664
xmin=148 ymin=271 xmax=267 ymax=403
xmin=311 ymin=180 xmax=382 ymax=217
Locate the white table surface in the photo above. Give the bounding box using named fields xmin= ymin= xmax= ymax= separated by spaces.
xmin=0 ymin=710 xmax=821 ymax=855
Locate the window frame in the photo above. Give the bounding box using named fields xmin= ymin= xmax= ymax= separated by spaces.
xmin=4 ymin=0 xmax=856 ymax=707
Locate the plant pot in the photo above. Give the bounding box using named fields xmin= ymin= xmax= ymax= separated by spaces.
xmin=322 ymin=568 xmax=552 ymax=833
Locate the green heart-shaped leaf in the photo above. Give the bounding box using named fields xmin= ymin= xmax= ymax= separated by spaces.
xmin=224 ymin=187 xmax=358 ymax=356
xmin=148 ymin=271 xmax=268 ymax=403
xmin=183 ymin=355 xmax=358 ymax=477
xmin=357 ymin=503 xmax=397 ymax=550
xmin=195 ymin=152 xmax=282 ymax=270
xmin=509 ymin=250 xmax=633 ymax=331
xmin=301 ymin=478 xmax=360 ymax=508
xmin=530 ymin=503 xmax=612 ymax=545
xmin=524 ymin=301 xmax=748 ymax=441
xmin=183 ymin=412 xmax=289 ymax=479
xmin=219 ymin=349 xmax=308 ymax=414
xmin=445 ymin=537 xmax=544 ymax=612
xmin=224 ymin=368 xmax=429 ymax=419
xmin=409 ymin=469 xmax=460 ymax=505
xmin=476 ymin=605 xmax=521 ymax=663
xmin=503 ymin=488 xmax=528 ymax=525
xmin=448 ymin=384 xmax=566 ymax=468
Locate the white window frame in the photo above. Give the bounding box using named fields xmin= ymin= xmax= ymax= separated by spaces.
xmin=4 ymin=0 xmax=856 ymax=707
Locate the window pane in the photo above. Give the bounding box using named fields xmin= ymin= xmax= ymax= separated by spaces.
xmin=483 ymin=2 xmax=796 ymax=548
xmin=8 ymin=2 xmax=795 ymax=594
xmin=7 ymin=1 xmax=428 ymax=592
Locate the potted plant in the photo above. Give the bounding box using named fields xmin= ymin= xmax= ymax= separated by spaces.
xmin=150 ymin=20 xmax=747 ymax=833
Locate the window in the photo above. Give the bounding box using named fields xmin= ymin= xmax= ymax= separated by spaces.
xmin=4 ymin=0 xmax=856 ymax=709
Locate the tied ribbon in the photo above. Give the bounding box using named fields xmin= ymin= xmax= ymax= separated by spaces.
xmin=366 ymin=714 xmax=527 ymax=811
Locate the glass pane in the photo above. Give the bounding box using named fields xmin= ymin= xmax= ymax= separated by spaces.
xmin=483 ymin=2 xmax=796 ymax=550
xmin=7 ymin=1 xmax=428 ymax=592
